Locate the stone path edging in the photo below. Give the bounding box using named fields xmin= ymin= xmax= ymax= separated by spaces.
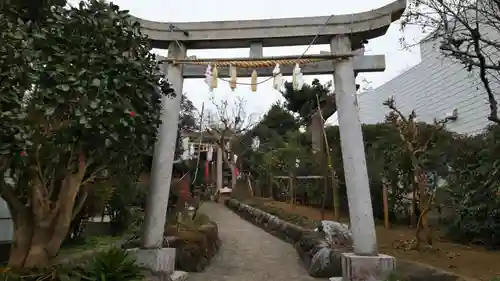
xmin=187 ymin=201 xmax=321 ymax=281
xmin=225 ymin=198 xmax=476 ymax=281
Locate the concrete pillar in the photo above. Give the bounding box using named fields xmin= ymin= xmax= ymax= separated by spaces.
xmin=216 ymin=146 xmax=223 ymax=192
xmin=142 ymin=41 xmax=186 ymax=249
xmin=331 ymin=35 xmax=395 ymax=281
xmin=249 ymin=42 xmax=263 ymax=58
xmin=330 ymin=35 xmax=377 ymax=256
xmin=131 ymin=42 xmax=188 ymax=281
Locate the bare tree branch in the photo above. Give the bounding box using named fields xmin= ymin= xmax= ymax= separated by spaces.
xmin=204 ymin=95 xmax=261 ymax=187
xmin=402 ymin=0 xmax=500 ymax=124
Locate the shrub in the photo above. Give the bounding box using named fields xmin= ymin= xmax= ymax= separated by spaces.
xmin=0 ymin=265 xmax=74 ymax=281
xmin=76 ymin=247 xmax=144 ymax=281
xmin=0 ymin=0 xmax=167 ymax=267
xmin=444 ymin=125 xmax=500 ymax=247
xmin=0 ymin=248 xmax=144 ymax=281
xmin=164 ymin=212 xmax=220 ymax=272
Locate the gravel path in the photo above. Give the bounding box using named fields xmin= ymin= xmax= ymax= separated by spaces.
xmin=187 ymin=202 xmax=324 ymax=281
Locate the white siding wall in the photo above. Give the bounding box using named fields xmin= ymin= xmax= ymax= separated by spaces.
xmin=358 ymin=39 xmax=497 ymax=135
xmin=0 ymin=198 xmax=12 ymax=242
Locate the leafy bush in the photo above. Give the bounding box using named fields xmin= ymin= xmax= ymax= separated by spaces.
xmin=108 ymin=181 xmax=147 ymax=235
xmin=0 ymin=265 xmax=74 ymax=281
xmin=77 ymin=247 xmax=144 ymax=281
xmin=244 ymin=199 xmax=319 ymax=229
xmin=241 ymin=99 xmax=500 ymax=246
xmin=1 ymin=0 xmax=168 ymax=267
xmin=0 ymin=248 xmax=143 ymax=281
xmin=444 ymin=125 xmax=500 ymax=247
xmin=164 ymin=213 xmax=220 ymax=272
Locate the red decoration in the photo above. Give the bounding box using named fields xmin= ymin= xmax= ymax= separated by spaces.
xmin=204 ymin=160 xmax=209 ymax=183
xmin=129 ymin=111 xmax=135 ymax=117
xmin=19 ymin=151 xmax=25 ymax=157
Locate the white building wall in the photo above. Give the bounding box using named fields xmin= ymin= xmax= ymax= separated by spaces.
xmin=358 ymin=38 xmax=497 ymax=135
xmin=0 ymin=198 xmax=12 ymax=242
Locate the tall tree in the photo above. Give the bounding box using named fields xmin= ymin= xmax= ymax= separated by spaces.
xmin=0 ymin=0 xmax=166 ymax=267
xmin=233 ymin=102 xmax=300 ymax=193
xmin=206 ymin=96 xmax=256 ymax=190
xmin=174 ymin=94 xmax=198 ymax=158
xmin=282 ymin=79 xmax=338 ymax=159
xmin=282 ymin=79 xmax=348 ymax=220
xmin=253 ymin=102 xmax=301 ymax=142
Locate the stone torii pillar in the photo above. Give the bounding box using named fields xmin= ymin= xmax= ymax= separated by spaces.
xmin=330 ymin=35 xmax=394 ymax=281
xmin=131 ymin=42 xmax=188 ymax=281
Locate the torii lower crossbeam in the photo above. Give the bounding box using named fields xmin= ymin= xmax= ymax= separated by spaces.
xmin=156 ymin=54 xmax=384 ymax=78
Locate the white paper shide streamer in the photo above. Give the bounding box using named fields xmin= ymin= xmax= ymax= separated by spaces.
xmin=292 ymin=63 xmax=304 ymax=91
xmin=204 ymin=65 xmax=213 ymax=92
xmin=229 ymin=65 xmax=237 ymax=90
xmin=272 ymin=63 xmax=283 ymax=91
xmin=207 ymin=145 xmax=213 ymax=161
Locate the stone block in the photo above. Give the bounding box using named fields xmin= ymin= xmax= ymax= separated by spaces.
xmin=341 ymin=252 xmax=395 ymax=281
xmin=294 ymin=230 xmax=352 ymax=278
xmin=317 ymin=220 xmax=353 ymax=246
xmin=128 ymin=248 xmax=176 ymax=275
xmin=170 ymin=270 xmax=188 ymax=281
xmin=144 ymin=270 xmax=188 ymax=281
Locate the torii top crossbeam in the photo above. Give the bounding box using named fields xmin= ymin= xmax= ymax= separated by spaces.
xmin=132 ymin=0 xmax=406 ymax=50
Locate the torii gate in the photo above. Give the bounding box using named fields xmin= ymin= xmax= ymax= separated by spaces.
xmin=136 ymin=1 xmax=406 ymax=280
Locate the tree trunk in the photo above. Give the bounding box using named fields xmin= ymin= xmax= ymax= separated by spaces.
xmin=415 ymin=170 xmax=432 ymax=247
xmin=24 ymin=228 xmax=53 ymax=267
xmin=320 ymin=168 xmax=327 ymax=220
xmin=8 ymin=214 xmax=74 ymax=267
xmin=410 ymin=178 xmax=417 ymax=228
xmin=382 ymin=182 xmax=390 ymax=229
xmin=332 ymin=172 xmax=340 ymax=221
xmin=268 ymin=173 xmax=273 ymax=199
xmin=8 ymin=213 xmax=34 ymax=267
xmin=231 ymin=168 xmax=237 ymax=190
xmin=8 ymin=168 xmax=85 ymax=268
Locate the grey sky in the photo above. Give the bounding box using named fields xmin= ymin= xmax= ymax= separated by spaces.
xmin=73 ymin=0 xmax=424 ymax=121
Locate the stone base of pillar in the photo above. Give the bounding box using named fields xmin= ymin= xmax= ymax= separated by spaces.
xmin=127 ymin=248 xmax=188 ymax=281
xmin=336 ymin=252 xmax=395 ymax=281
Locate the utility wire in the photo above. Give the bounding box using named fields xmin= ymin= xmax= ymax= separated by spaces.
xmin=217 ymin=14 xmax=336 ymax=86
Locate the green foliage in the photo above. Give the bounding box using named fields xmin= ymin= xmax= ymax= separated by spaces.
xmin=242 ymin=85 xmax=500 ymax=247
xmin=61 ymin=236 xmax=121 ymax=254
xmin=108 ymin=181 xmax=147 ymax=235
xmin=0 ymin=0 xmax=166 ymax=184
xmin=77 ymin=247 xmax=144 ymax=281
xmin=0 ymin=248 xmax=143 ymax=281
xmin=281 ymin=79 xmax=332 ymax=123
xmin=444 ymin=125 xmax=500 ymax=247
xmin=255 ymin=103 xmax=301 ymax=138
xmin=0 ymin=264 xmax=75 ymax=281
xmin=173 ymin=94 xmax=198 ymax=160
xmin=247 ymin=98 xmax=500 ymax=247
xmin=236 ymin=102 xmax=304 ymax=171
xmin=0 ymin=0 xmax=169 ymax=265
xmin=0 ymin=0 xmax=67 ymax=24
xmin=244 ymin=199 xmax=319 ymax=229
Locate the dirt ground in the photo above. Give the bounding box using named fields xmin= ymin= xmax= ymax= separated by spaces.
xmin=253 ymin=198 xmax=500 ymax=281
